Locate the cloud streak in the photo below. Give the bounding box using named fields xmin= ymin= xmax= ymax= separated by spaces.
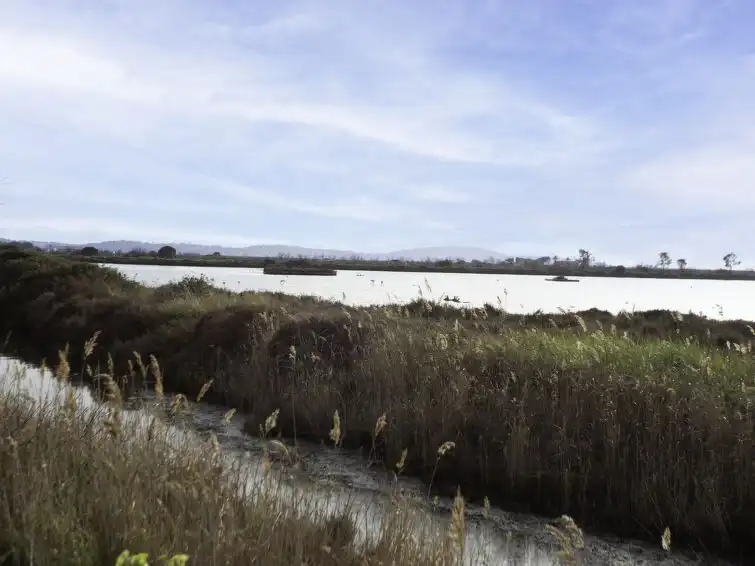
xmin=0 ymin=0 xmax=754 ymax=265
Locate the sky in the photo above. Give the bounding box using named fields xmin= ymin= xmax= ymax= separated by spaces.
xmin=1 ymin=0 xmax=754 ymax=268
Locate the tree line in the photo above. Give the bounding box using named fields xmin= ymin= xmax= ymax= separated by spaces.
xmin=654 ymin=251 xmax=741 ymax=272
xmin=79 ymin=245 xmax=177 ymax=259
xmin=60 ymin=245 xmax=753 ymax=273
xmin=5 ymin=240 xmax=748 ymax=277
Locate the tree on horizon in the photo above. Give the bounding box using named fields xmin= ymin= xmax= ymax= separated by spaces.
xmin=723 ymin=252 xmax=741 ymax=271
xmin=158 ymin=245 xmax=177 ymax=259
xmin=658 ymin=252 xmax=672 ymax=270
xmin=578 ymin=249 xmax=592 ymax=269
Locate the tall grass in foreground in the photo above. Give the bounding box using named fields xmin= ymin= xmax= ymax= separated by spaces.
xmin=245 ymin=312 xmax=755 ymax=558
xmin=0 ymin=355 xmax=566 ymax=566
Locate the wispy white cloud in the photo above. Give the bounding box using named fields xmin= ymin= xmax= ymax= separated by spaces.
xmin=0 ymin=0 xmax=754 ymax=263
xmin=208 ymin=179 xmax=404 ymax=222
xmin=422 ymin=219 xmax=460 ymax=232
xmin=622 ymin=144 xmax=755 ymax=208
xmin=409 ymin=186 xmax=471 ymax=204
xmin=619 ymin=49 xmax=755 ymax=211
xmin=0 ymin=4 xmax=607 ymax=167
xmin=0 ymin=215 xmax=276 ymax=248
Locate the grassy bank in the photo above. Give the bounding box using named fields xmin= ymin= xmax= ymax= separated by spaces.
xmin=68 ymin=251 xmax=755 ymax=280
xmin=1 ymin=245 xmax=754 ymax=561
xmin=0 ymin=360 xmax=475 ymax=566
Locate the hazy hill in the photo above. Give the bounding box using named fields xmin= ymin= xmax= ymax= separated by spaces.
xmin=87 ymin=241 xmax=363 ymax=258
xmin=379 ymin=246 xmax=509 ymax=262
xmin=1 ymin=238 xmax=511 ymax=262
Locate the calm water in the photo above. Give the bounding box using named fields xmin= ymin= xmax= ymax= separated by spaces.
xmin=109 ymin=264 xmax=755 ymax=320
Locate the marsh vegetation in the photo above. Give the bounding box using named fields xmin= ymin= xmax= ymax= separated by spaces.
xmin=0 ymin=355 xmax=502 ymax=566
xmin=51 ymin=244 xmax=753 ymax=280
xmin=1 ymin=245 xmax=753 ymax=562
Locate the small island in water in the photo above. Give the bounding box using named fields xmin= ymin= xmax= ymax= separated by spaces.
xmin=263 ymin=265 xmax=337 ymax=276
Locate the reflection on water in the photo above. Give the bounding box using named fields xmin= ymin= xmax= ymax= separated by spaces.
xmin=0 ymin=356 xmax=722 ymax=565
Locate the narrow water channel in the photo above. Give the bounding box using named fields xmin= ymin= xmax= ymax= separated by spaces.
xmin=0 ymin=356 xmax=726 ymax=565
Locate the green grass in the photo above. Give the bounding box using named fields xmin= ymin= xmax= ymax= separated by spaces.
xmin=1 ymin=245 xmax=753 ymax=561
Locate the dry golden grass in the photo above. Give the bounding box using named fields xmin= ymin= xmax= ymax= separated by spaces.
xmin=0 ymin=357 xmax=485 ymax=566
xmin=0 ymin=343 xmax=618 ymax=566
xmin=242 ymin=313 xmax=755 ymax=560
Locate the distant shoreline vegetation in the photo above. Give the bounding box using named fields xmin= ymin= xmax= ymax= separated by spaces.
xmin=4 ymin=240 xmax=753 ymax=281
xmin=262 ymin=265 xmax=337 ymax=276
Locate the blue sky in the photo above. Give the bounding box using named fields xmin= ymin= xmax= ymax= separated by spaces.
xmin=1 ymin=0 xmax=754 ymax=267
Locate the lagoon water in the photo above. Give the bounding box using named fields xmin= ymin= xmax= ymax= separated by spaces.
xmin=109 ymin=264 xmax=755 ymax=320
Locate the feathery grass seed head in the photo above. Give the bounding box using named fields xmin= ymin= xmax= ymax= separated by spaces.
xmin=329 ymin=410 xmax=341 ymax=447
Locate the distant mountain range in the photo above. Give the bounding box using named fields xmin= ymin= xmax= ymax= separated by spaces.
xmin=1 ymin=238 xmax=515 ymax=262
